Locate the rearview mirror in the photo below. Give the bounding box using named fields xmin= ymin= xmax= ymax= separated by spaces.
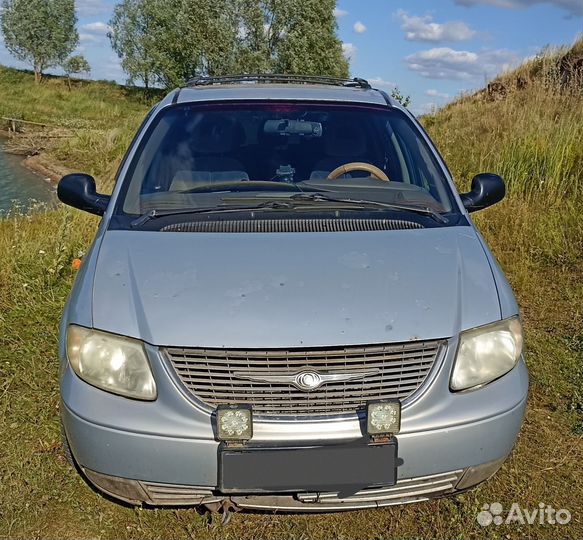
xmin=57 ymin=173 xmax=110 ymax=216
xmin=460 ymin=173 xmax=505 ymax=213
xmin=263 ymin=119 xmax=322 ymax=137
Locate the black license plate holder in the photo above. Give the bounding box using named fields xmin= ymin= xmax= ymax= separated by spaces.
xmin=218 ymin=440 xmax=397 ymax=493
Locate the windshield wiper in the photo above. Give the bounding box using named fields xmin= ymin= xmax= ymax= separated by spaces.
xmin=288 ymin=193 xmax=449 ymax=224
xmin=130 ymin=192 xmax=448 ymax=228
xmin=130 ymin=199 xmax=326 ymax=228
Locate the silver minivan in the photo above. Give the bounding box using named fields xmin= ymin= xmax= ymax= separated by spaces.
xmin=57 ymin=75 xmax=528 ymax=512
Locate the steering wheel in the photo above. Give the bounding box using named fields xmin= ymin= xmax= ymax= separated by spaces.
xmin=327 ymin=162 xmax=390 ymax=182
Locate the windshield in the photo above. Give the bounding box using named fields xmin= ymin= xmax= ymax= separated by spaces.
xmin=118 ymin=102 xmax=458 ymax=218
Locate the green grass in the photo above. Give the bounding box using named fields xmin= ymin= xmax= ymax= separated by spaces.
xmin=0 ymin=67 xmax=156 ymax=129
xmin=0 ymin=42 xmax=582 ymax=539
xmin=0 ymin=66 xmax=154 ymax=181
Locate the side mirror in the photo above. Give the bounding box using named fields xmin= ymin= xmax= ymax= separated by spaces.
xmin=57 ymin=173 xmax=110 ymax=216
xmin=460 ymin=173 xmax=505 ymax=213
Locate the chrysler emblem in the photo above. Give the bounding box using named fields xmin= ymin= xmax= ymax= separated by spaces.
xmin=234 ymin=369 xmax=379 ymax=391
xmin=295 ymin=371 xmax=323 ymax=390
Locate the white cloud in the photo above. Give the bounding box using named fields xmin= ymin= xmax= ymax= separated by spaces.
xmin=353 ymin=21 xmax=367 ymax=34
xmin=455 ymin=0 xmax=582 ymax=17
xmin=79 ymin=21 xmax=110 ymax=44
xmin=368 ymin=77 xmax=397 ymax=89
xmin=81 ymin=21 xmax=110 ymax=34
xmin=79 ymin=33 xmax=100 ymax=44
xmin=342 ymin=42 xmax=357 ymax=61
xmin=426 ymin=89 xmax=450 ymax=98
xmin=334 ymin=8 xmax=349 ymax=17
xmin=76 ymin=0 xmax=110 ymax=17
xmin=79 ymin=21 xmax=110 ymax=45
xmin=395 ymin=10 xmax=476 ymax=42
xmin=405 ymin=47 xmax=519 ymax=80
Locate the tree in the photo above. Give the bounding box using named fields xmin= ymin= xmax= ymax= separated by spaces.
xmin=63 ymin=55 xmax=91 ymax=90
xmin=234 ymin=0 xmax=348 ymax=77
xmin=109 ymin=0 xmax=239 ymax=89
xmin=109 ymin=0 xmax=157 ymax=89
xmin=233 ymin=0 xmax=272 ymax=73
xmin=273 ymin=0 xmax=348 ymax=77
xmin=0 ymin=0 xmax=78 ymax=83
xmin=108 ymin=0 xmax=349 ymax=89
xmin=152 ymin=0 xmax=239 ymax=87
xmin=390 ymin=87 xmax=411 ymax=108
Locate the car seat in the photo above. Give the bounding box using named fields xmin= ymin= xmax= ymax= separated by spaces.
xmin=169 ymin=115 xmax=249 ymax=191
xmin=310 ymin=121 xmax=372 ymax=180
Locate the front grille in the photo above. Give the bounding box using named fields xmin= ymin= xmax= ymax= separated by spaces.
xmin=140 ymin=482 xmax=220 ymax=506
xmin=165 ymin=340 xmax=443 ymax=417
xmin=141 ymin=469 xmax=463 ymax=509
xmin=296 ymin=469 xmax=463 ymax=506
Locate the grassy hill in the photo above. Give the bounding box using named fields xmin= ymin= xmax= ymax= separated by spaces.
xmin=0 ymin=42 xmax=581 ymax=539
xmin=0 ymin=67 xmax=157 ymax=181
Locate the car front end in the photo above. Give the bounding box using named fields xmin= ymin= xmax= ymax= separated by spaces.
xmin=57 ymin=77 xmax=528 ymax=511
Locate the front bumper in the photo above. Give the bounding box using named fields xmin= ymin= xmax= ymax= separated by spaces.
xmin=81 ymin=465 xmax=471 ymax=510
xmin=61 ymin=349 xmax=528 ymax=509
xmin=63 ymin=397 xmax=526 ymax=509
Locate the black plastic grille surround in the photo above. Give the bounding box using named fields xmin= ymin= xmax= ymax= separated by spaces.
xmin=161 ymin=218 xmax=424 ymax=233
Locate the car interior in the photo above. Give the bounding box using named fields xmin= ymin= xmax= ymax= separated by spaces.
xmin=124 ymin=104 xmax=452 ymax=214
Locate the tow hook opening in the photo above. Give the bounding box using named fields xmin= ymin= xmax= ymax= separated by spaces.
xmin=202 ymin=499 xmax=241 ymax=525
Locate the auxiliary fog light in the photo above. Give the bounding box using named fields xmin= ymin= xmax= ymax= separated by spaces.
xmin=367 ymin=401 xmax=401 ymax=436
xmin=216 ymin=404 xmax=253 ymax=441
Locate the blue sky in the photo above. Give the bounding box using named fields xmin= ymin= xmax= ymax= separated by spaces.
xmin=0 ymin=0 xmax=581 ymax=114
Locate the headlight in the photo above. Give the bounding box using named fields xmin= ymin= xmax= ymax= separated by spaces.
xmin=450 ymin=316 xmax=523 ymax=391
xmin=66 ymin=325 xmax=156 ymax=400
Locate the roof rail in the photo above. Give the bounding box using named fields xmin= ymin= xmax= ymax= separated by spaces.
xmin=185 ymin=74 xmax=371 ymax=90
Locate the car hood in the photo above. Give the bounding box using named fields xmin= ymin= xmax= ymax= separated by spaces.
xmin=92 ymin=227 xmax=500 ymax=348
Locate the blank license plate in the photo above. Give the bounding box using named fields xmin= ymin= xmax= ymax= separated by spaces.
xmin=219 ymin=441 xmax=397 ymax=493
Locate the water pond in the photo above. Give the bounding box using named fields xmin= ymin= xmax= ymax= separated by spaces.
xmin=0 ymin=139 xmax=56 ymax=215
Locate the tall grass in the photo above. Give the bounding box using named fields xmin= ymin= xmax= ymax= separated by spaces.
xmin=0 ymin=66 xmax=156 ymax=129
xmin=425 ymin=77 xmax=583 ymax=204
xmin=424 ymin=42 xmax=583 ymax=299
